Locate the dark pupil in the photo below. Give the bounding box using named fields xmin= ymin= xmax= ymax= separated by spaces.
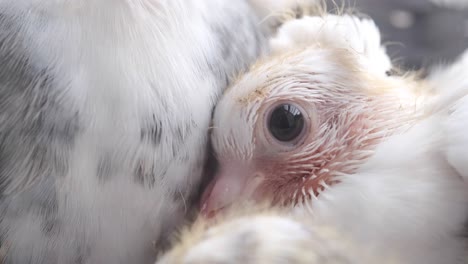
xmin=268 ymin=104 xmax=304 ymax=142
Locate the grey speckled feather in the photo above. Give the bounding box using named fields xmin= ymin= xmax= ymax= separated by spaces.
xmin=0 ymin=1 xmax=272 ymax=263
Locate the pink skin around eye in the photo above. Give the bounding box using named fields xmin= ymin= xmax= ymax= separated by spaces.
xmin=200 ymin=90 xmax=396 ymax=218
xmin=200 ymin=112 xmax=384 ymax=218
xmin=199 ymin=156 xmax=329 ymax=218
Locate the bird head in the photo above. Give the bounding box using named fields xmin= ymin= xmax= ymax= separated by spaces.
xmin=201 ymin=15 xmax=423 ymax=217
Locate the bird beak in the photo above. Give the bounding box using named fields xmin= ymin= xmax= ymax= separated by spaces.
xmin=200 ymin=163 xmax=262 ymax=218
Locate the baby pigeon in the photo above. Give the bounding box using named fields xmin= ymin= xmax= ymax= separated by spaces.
xmin=198 ymin=12 xmax=468 ymax=264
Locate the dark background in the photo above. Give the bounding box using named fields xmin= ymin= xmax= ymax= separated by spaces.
xmin=333 ymin=0 xmax=468 ymax=69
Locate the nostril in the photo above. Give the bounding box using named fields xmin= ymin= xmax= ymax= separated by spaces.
xmin=253 ymin=172 xmax=263 ymax=178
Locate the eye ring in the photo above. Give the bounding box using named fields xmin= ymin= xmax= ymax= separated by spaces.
xmin=264 ymin=102 xmax=309 ymax=147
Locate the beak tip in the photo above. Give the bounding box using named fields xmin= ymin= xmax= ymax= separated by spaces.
xmin=200 ymin=202 xmax=218 ymax=219
xmin=200 ymin=194 xmax=218 ymax=218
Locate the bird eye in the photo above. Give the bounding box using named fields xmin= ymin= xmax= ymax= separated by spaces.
xmin=267 ymin=104 xmax=305 ymax=142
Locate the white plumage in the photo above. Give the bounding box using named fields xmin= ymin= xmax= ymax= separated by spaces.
xmin=194 ymin=12 xmax=468 ymax=264
xmin=0 ymin=0 xmax=311 ymax=263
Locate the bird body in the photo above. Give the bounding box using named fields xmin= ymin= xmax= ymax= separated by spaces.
xmin=0 ymin=0 xmax=280 ymax=263
xmin=196 ymin=12 xmax=468 ymax=264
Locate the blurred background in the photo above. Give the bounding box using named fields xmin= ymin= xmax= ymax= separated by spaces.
xmin=334 ymin=0 xmax=468 ymax=69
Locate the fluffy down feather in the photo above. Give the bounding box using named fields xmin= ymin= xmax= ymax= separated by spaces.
xmin=194 ymin=12 xmax=468 ymax=264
